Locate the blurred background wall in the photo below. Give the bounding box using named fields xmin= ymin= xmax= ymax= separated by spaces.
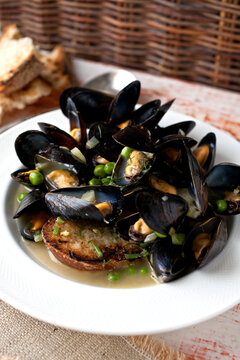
xmin=0 ymin=0 xmax=239 ymax=92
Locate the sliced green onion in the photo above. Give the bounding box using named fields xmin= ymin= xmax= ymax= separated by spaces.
xmin=34 ymin=232 xmax=43 ymax=242
xmin=125 ymin=253 xmax=140 ymax=260
xmin=172 ymin=233 xmax=185 ymax=245
xmin=103 ymin=259 xmax=112 ymax=265
xmin=154 ymin=232 xmax=167 ymax=238
xmin=53 ymin=226 xmax=59 ymax=235
xmin=78 ymin=230 xmax=82 ymax=238
xmin=56 ymin=217 xmax=64 ymax=224
xmin=113 ymin=232 xmax=118 ymax=239
xmin=93 ymin=244 xmax=103 ymax=258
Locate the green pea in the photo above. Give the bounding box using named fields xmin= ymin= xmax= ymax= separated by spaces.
xmin=93 ymin=164 xmax=106 ymax=178
xmin=125 ymin=266 xmax=136 ymax=275
xmin=139 ymin=267 xmax=148 ymax=275
xmin=216 ymin=199 xmax=227 ymax=213
xmin=89 ymin=178 xmax=102 ymax=186
xmin=107 ymin=272 xmax=120 ymax=282
xmin=172 ymin=233 xmax=185 ymax=245
xmin=104 ymin=162 xmax=116 ymax=175
xmin=121 ymin=146 xmax=133 ymax=159
xmin=18 ymin=192 xmax=28 ymax=202
xmin=29 ymin=171 xmax=44 ymax=186
xmin=101 ymin=177 xmax=111 ymax=185
xmin=154 ymin=231 xmax=167 ymax=238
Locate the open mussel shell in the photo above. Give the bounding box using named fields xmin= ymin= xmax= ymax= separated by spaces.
xmin=15 ymin=130 xmax=50 ymax=168
xmin=193 ymin=132 xmax=216 ymax=173
xmin=154 ymin=134 xmax=197 ymax=152
xmin=11 ymin=169 xmax=41 ymax=189
xmin=108 ymin=80 xmax=141 ymax=125
xmin=114 ymin=213 xmax=140 ymax=242
xmin=113 ymin=125 xmax=153 ymax=152
xmin=158 ymin=120 xmax=196 ymax=137
xmin=112 ymin=150 xmax=154 ymax=187
xmin=205 ymin=163 xmax=240 ymax=189
xmin=13 ymin=189 xmax=46 ymax=218
xmin=60 ymin=87 xmax=113 ymax=125
xmin=185 ymin=216 xmax=228 ymax=268
xmin=38 ymin=122 xmax=79 ymax=150
xmin=150 ymin=237 xmax=189 ymax=283
xmin=130 ymin=99 xmax=161 ymax=127
xmin=66 ymin=98 xmax=87 ymax=146
xmin=136 ymin=190 xmax=189 ymax=235
xmin=45 ymin=185 xmax=123 ymax=224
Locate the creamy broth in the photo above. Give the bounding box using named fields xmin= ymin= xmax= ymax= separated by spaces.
xmin=15 ymin=185 xmax=157 ymax=288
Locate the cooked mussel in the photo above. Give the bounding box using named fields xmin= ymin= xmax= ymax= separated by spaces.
xmin=185 ymin=216 xmax=228 ymax=268
xmin=193 ymin=132 xmax=216 ymax=173
xmin=38 ymin=122 xmax=80 ymax=150
xmin=15 ymin=130 xmax=50 ymax=168
xmin=206 ymin=163 xmax=240 ymax=215
xmin=45 ymin=185 xmax=123 ymax=224
xmin=150 ymin=237 xmax=189 ymax=282
xmin=135 ymin=190 xmax=188 ymax=235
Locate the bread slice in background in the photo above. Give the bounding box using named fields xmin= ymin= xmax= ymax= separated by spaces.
xmin=0 ymin=37 xmax=43 ymax=95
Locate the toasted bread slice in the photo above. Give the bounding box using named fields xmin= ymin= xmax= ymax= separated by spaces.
xmin=42 ymin=217 xmax=142 ymax=271
xmin=0 ymin=37 xmax=43 ymax=95
xmin=0 ymin=77 xmax=52 ymax=122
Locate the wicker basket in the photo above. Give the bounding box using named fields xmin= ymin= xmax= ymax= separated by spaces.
xmin=1 ymin=0 xmax=240 ymax=91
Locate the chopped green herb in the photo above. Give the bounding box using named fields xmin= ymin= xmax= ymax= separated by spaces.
xmin=35 ymin=229 xmax=41 ymax=235
xmin=56 ymin=217 xmax=64 ymax=224
xmin=78 ymin=230 xmax=82 ymax=237
xmin=172 ymin=233 xmax=185 ymax=245
xmin=125 ymin=253 xmax=140 ymax=260
xmin=141 ymin=250 xmax=149 ymax=258
xmin=107 ymin=271 xmax=120 ymax=281
xmin=53 ymin=226 xmax=59 ymax=235
xmin=154 ymin=231 xmax=167 ymax=238
xmin=93 ymin=244 xmax=103 ymax=258
xmin=34 ymin=232 xmax=43 ymax=242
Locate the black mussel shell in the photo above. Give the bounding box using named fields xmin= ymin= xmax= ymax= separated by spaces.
xmin=66 ymin=98 xmax=87 ymax=146
xmin=113 ymin=125 xmax=153 ymax=152
xmin=185 ymin=216 xmax=228 ymax=268
xmin=45 ymin=185 xmax=123 ymax=223
xmin=88 ymin=122 xmax=122 ymax=161
xmin=150 ymin=237 xmax=189 ymax=282
xmin=108 ymin=80 xmax=141 ymax=125
xmin=15 ymin=130 xmax=50 ymax=168
xmin=115 ymin=213 xmax=140 ymax=242
xmin=206 ymin=163 xmax=240 ymax=189
xmin=45 ymin=193 xmax=105 ymax=223
xmin=154 ymin=134 xmax=197 ymax=152
xmin=38 ymin=122 xmax=79 ymax=150
xmin=159 ymin=120 xmax=196 ymax=137
xmin=193 ymin=132 xmax=216 ymax=173
xmin=60 ymin=87 xmax=113 ymax=125
xmin=13 ymin=189 xmax=46 ymax=218
xmin=136 ymin=190 xmax=189 ymax=235
xmin=130 ymin=99 xmax=161 ymax=127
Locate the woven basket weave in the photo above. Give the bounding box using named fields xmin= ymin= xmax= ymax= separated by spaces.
xmin=1 ymin=0 xmax=240 ymax=91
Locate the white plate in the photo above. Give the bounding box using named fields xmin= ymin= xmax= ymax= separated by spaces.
xmin=0 ymin=109 xmax=240 ymax=335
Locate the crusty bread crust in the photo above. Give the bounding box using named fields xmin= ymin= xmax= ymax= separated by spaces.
xmin=0 ymin=50 xmax=43 ymax=95
xmin=42 ymin=217 xmax=141 ymax=271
